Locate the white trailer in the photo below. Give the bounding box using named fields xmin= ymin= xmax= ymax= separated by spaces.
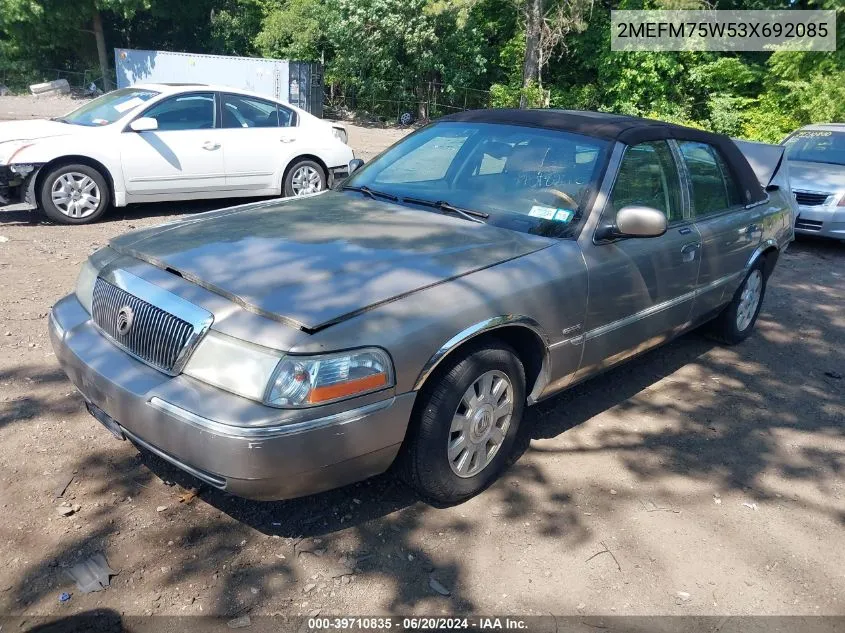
xmin=114 ymin=48 xmax=323 ymax=117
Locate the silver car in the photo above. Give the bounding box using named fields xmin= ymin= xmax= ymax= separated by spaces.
xmin=50 ymin=110 xmax=794 ymax=505
xmin=783 ymin=123 xmax=845 ymax=240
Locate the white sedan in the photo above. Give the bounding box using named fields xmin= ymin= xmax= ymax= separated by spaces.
xmin=0 ymin=84 xmax=354 ymax=224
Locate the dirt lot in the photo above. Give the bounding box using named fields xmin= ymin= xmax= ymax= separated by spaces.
xmin=0 ymin=95 xmax=844 ymax=622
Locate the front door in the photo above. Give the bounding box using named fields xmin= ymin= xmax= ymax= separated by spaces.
xmin=676 ymin=140 xmax=762 ymax=318
xmin=576 ymin=140 xmax=701 ymax=379
xmin=120 ymin=92 xmax=226 ymax=196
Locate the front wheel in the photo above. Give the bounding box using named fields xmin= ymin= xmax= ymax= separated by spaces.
xmin=38 ymin=163 xmax=110 ymax=224
xmin=283 ymin=159 xmax=326 ymax=197
xmin=400 ymin=342 xmax=526 ymax=505
xmin=707 ymin=259 xmax=767 ymax=345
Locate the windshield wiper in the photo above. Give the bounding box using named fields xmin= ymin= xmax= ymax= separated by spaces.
xmin=403 ymin=197 xmax=489 ymax=224
xmin=341 ymin=185 xmax=399 ymax=202
xmin=51 ymin=117 xmax=70 ymax=124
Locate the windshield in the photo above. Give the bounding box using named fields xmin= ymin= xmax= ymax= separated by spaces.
xmin=783 ymin=130 xmax=845 ymax=166
xmin=60 ymin=88 xmax=160 ymax=127
xmin=345 ymin=121 xmax=610 ymax=238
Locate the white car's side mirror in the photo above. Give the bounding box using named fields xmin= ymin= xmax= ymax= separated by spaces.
xmin=129 ymin=117 xmax=158 ymax=132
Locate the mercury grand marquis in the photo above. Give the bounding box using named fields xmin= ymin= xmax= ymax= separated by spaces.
xmin=50 ymin=109 xmax=794 ymax=505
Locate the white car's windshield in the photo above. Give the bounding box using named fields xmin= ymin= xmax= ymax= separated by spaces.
xmin=57 ymin=88 xmax=160 ymax=127
xmin=783 ymin=130 xmax=845 ymax=167
xmin=345 ymin=121 xmax=610 ymax=238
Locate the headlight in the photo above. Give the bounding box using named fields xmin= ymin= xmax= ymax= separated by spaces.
xmin=331 ymin=126 xmax=348 ymax=144
xmin=266 ymin=348 xmax=393 ymax=407
xmin=184 ymin=335 xmax=393 ymax=408
xmin=183 ymin=331 xmax=283 ymax=402
xmin=75 ymin=259 xmax=98 ymax=314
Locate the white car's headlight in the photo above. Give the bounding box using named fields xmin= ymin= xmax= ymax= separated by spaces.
xmin=266 ymin=348 xmax=393 ymax=407
xmin=75 ymin=259 xmax=98 ymax=314
xmin=331 ymin=126 xmax=348 ymax=145
xmin=184 ymin=334 xmax=393 ymax=408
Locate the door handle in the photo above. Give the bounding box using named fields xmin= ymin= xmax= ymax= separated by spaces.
xmin=680 ymin=242 xmax=700 ymax=263
xmin=280 ymin=137 xmax=296 ymax=143
xmin=202 ymin=141 xmax=220 ymax=151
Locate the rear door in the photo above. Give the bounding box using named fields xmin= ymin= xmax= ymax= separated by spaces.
xmin=218 ymin=93 xmax=298 ymax=191
xmin=119 ymin=92 xmax=226 ymax=195
xmin=576 ymin=140 xmax=701 ymax=378
xmin=677 ymin=140 xmax=761 ymax=318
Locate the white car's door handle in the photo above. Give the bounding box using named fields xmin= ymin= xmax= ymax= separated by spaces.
xmin=202 ymin=141 xmax=221 ymax=151
xmin=280 ymin=137 xmax=296 ymax=143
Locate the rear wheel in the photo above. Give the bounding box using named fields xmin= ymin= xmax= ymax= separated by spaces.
xmin=400 ymin=342 xmax=525 ymax=505
xmin=38 ymin=163 xmax=110 ymax=225
xmin=707 ymin=258 xmax=767 ymax=345
xmin=283 ymin=159 xmax=326 ymax=197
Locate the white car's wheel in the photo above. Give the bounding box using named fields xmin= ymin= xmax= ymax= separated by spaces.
xmin=38 ymin=163 xmax=110 ymax=225
xmin=284 ymin=159 xmax=326 ymax=197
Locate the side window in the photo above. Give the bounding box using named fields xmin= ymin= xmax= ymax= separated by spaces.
xmin=142 ymin=93 xmax=215 ymax=131
xmin=278 ymin=105 xmax=295 ymax=127
xmin=222 ymin=94 xmax=280 ymax=128
xmin=678 ymin=141 xmax=743 ymax=217
xmin=608 ymin=141 xmax=683 ymax=223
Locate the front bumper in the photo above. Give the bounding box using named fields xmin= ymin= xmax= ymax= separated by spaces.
xmin=49 ymin=293 xmax=415 ymax=500
xmin=794 ymin=204 xmax=845 ymax=241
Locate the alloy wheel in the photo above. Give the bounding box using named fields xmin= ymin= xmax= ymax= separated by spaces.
xmin=448 ymin=370 xmax=514 ymax=478
xmin=290 ymin=166 xmax=323 ymax=196
xmin=736 ymin=269 xmax=763 ymax=332
xmin=51 ymin=172 xmax=101 ymax=219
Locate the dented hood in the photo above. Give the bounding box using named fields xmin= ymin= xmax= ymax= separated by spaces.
xmin=109 ymin=192 xmax=553 ymax=331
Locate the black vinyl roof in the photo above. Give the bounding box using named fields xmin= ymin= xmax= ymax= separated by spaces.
xmin=440 ymin=108 xmax=766 ymax=204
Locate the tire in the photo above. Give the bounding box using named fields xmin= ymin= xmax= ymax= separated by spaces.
xmin=399 ymin=112 xmax=414 ymax=126
xmin=283 ymin=159 xmax=326 ymax=197
xmin=707 ymin=258 xmax=767 ymax=345
xmin=38 ymin=163 xmax=110 ymax=225
xmin=400 ymin=342 xmax=526 ymax=505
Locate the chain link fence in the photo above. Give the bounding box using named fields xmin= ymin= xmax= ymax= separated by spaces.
xmin=325 ymin=80 xmax=491 ymax=123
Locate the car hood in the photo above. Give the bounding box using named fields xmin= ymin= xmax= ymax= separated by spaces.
xmin=109 ymin=192 xmax=554 ymax=331
xmin=788 ymin=159 xmax=845 ymax=195
xmin=0 ymin=119 xmax=81 ymax=144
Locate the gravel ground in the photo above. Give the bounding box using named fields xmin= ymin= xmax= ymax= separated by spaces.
xmin=0 ymin=96 xmax=844 ymax=621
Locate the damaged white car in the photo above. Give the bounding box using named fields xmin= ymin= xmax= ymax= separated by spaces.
xmin=0 ymin=84 xmax=353 ymax=224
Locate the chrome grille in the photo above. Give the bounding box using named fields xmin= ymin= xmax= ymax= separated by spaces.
xmin=92 ymin=278 xmax=194 ymax=373
xmin=794 ymin=191 xmax=830 ymax=207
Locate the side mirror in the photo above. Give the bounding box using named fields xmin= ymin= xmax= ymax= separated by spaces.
xmin=597 ymin=205 xmax=668 ymax=241
xmin=348 ymin=158 xmax=365 ymax=174
xmin=129 ymin=117 xmax=158 ymax=132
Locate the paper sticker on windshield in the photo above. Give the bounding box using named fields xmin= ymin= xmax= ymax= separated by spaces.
xmin=529 ymin=205 xmax=575 ymax=223
xmin=528 ymin=205 xmax=557 ymax=220
xmin=555 ymin=209 xmax=574 ymax=223
xmin=114 ymin=97 xmax=145 ymax=113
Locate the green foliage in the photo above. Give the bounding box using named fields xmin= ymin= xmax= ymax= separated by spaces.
xmin=1 ymin=0 xmax=842 ymax=142
xmin=255 ymin=0 xmax=330 ymax=61
xmin=490 ymin=80 xmax=544 ymax=108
